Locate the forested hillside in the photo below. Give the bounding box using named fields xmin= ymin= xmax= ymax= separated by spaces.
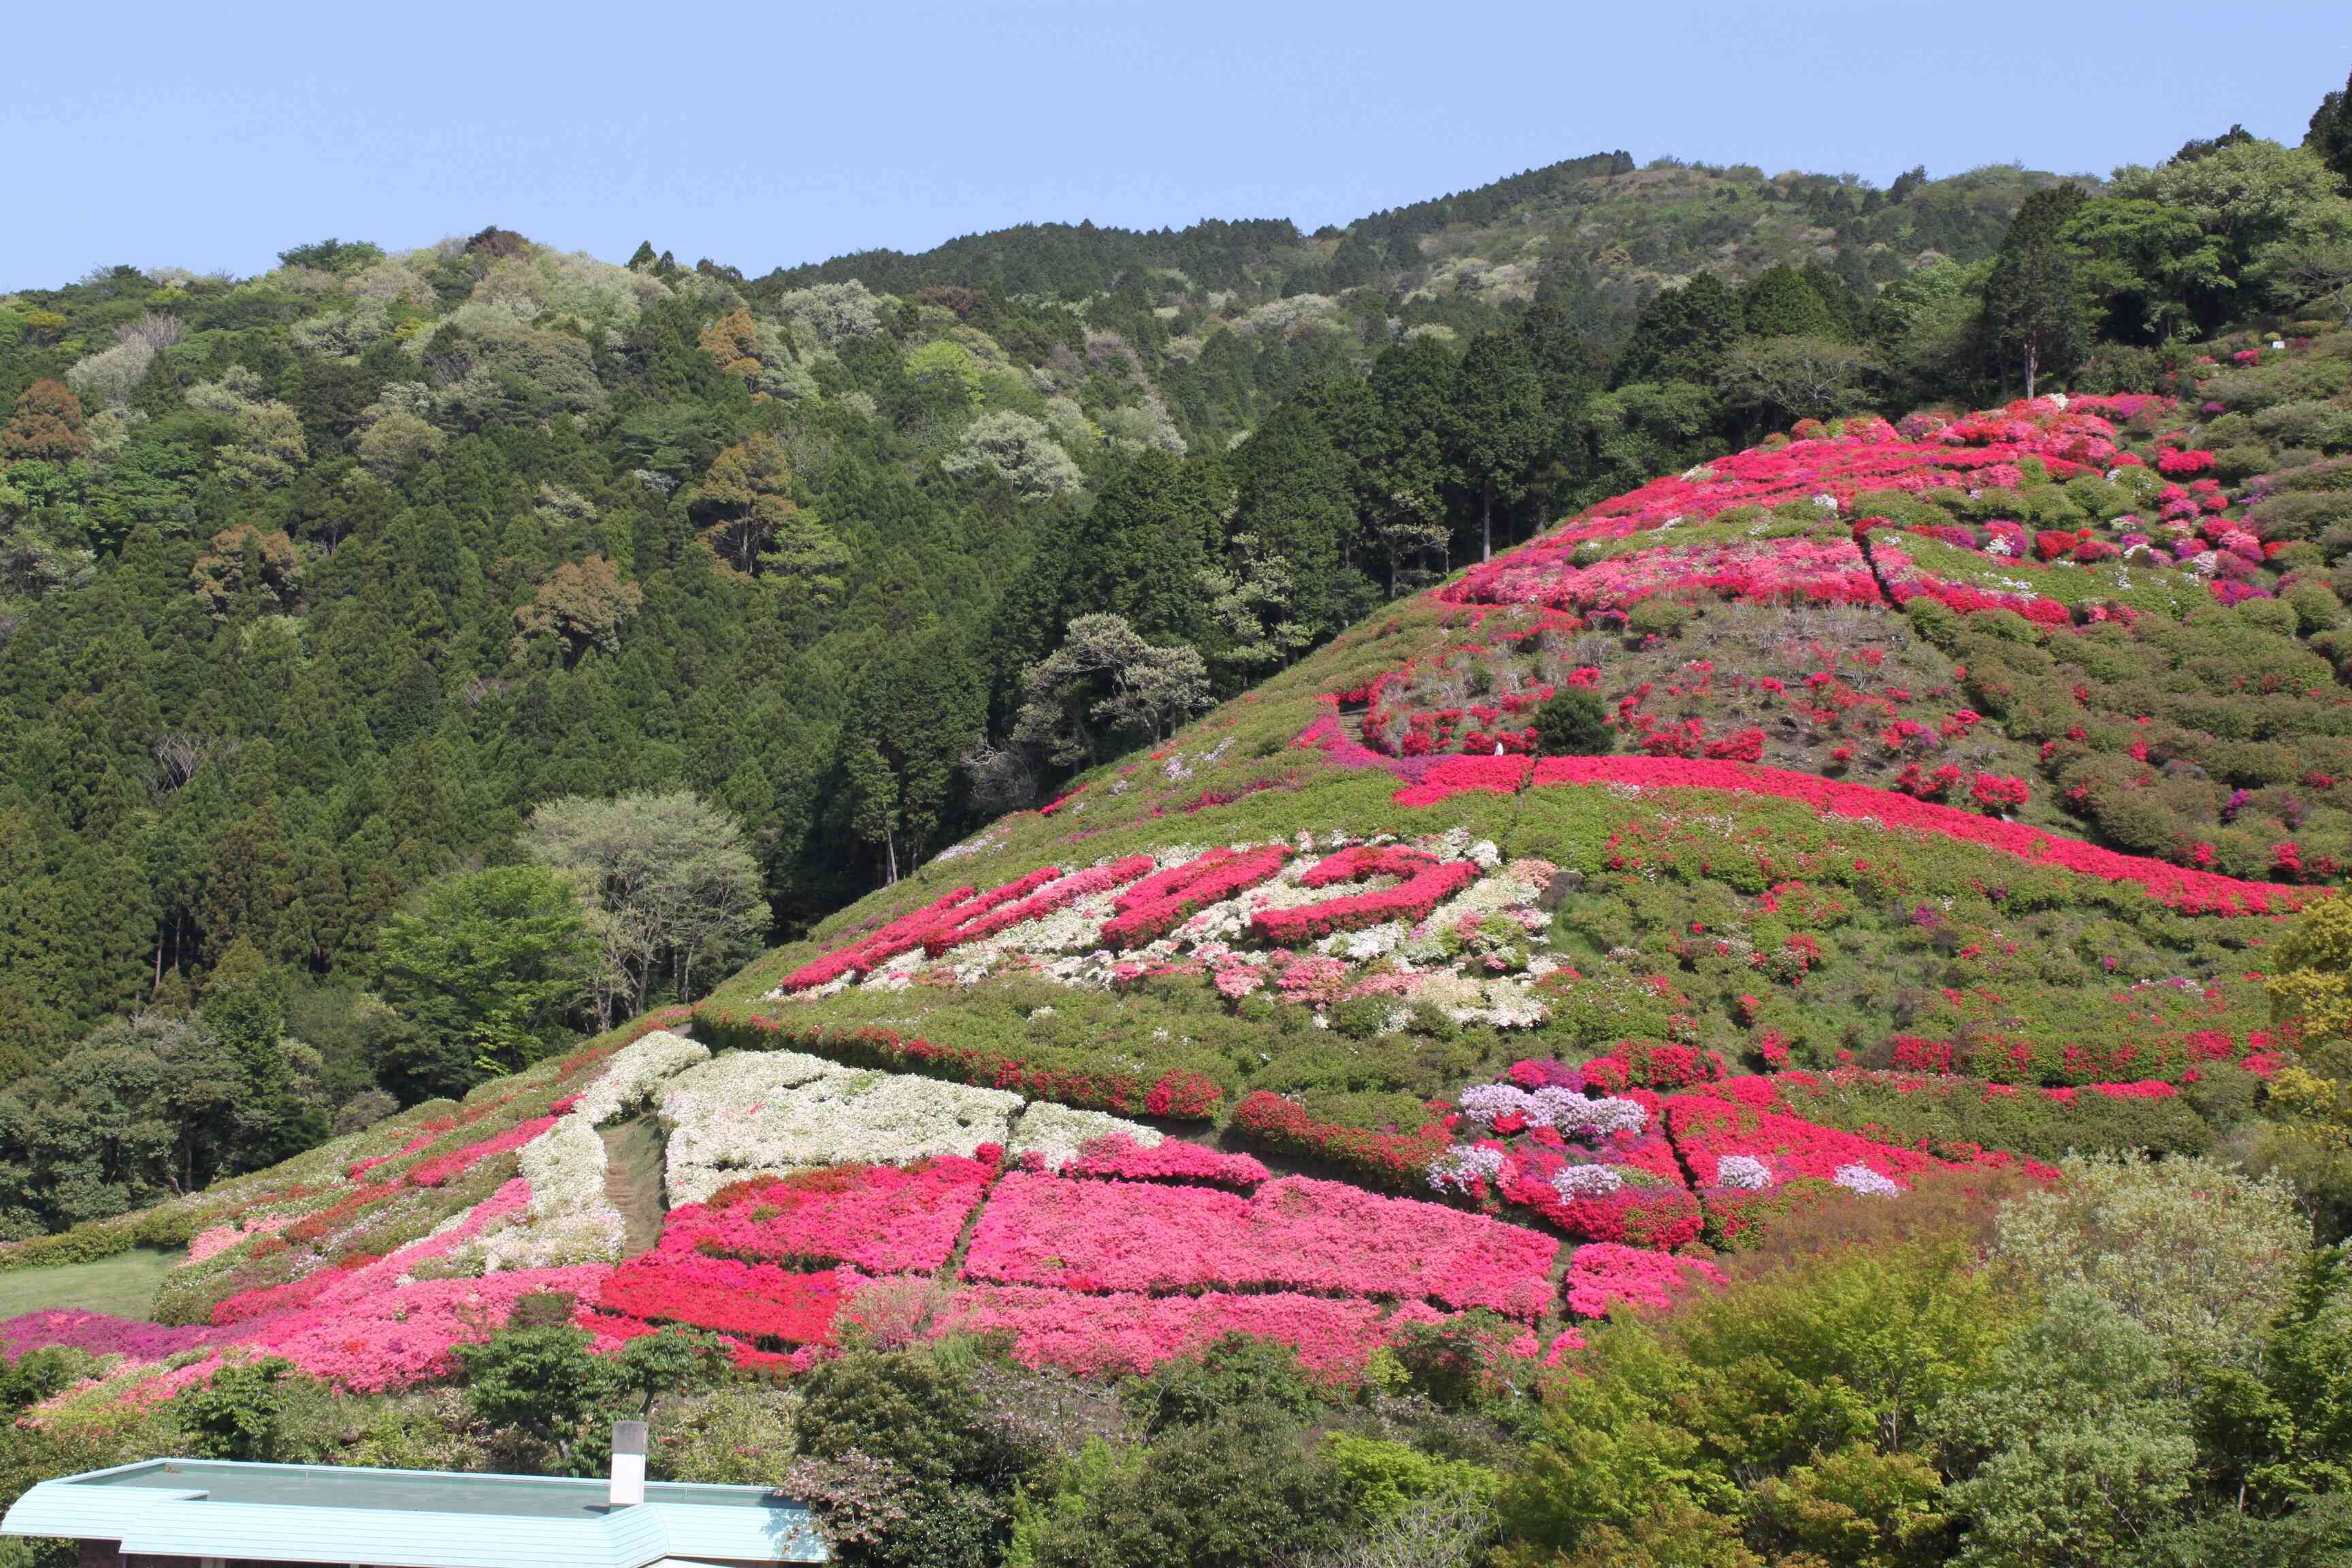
xmin=3 ymin=68 xmax=2352 ymax=1568
xmin=3 ymin=86 xmax=2351 ymax=1243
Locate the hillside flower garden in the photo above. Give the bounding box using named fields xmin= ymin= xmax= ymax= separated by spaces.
xmin=11 ymin=273 xmax=2352 ymax=1565
xmin=0 ymin=1025 xmax=2050 ymax=1405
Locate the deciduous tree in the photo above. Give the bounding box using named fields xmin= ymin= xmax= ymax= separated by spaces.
xmin=1 ymin=379 xmax=86 ymax=463
xmin=521 ymin=791 xmax=770 ymax=1023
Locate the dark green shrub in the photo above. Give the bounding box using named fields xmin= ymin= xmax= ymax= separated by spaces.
xmin=2214 ymin=444 xmax=2278 ymax=483
xmin=1127 ymin=1334 xmax=1325 ymax=1433
xmin=457 ymin=1325 xmax=610 ymax=1456
xmin=1387 ymin=1310 xmax=1533 ymax=1409
xmin=1624 ymin=598 xmax=1692 ymax=640
xmin=0 ymin=1347 xmax=98 ymax=1411
xmin=177 ymin=1358 xmax=301 ymax=1463
xmin=1030 ymin=1403 xmax=1354 ymax=1568
xmin=1531 ymin=687 xmax=1613 ymax=755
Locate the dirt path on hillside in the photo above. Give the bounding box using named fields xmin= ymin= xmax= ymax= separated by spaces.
xmin=601 ymin=1117 xmax=669 ymax=1258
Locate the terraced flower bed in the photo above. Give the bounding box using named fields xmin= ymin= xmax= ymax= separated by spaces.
xmin=0 ymin=1030 xmax=2096 ymax=1405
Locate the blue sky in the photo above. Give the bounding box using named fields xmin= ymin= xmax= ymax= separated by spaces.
xmin=6 ymin=1 xmax=2349 ymax=289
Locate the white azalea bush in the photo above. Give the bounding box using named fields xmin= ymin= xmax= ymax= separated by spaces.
xmin=576 ymin=1030 xmax=709 ymax=1126
xmin=464 ymin=1114 xmax=627 ymax=1271
xmin=661 ymin=1053 xmax=1022 ymax=1204
xmin=1007 ymin=1103 xmax=1163 ymax=1170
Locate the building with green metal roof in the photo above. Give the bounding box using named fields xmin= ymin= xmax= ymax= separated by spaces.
xmin=0 ymin=1456 xmax=826 ymax=1567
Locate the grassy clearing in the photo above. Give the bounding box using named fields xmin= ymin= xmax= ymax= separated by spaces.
xmin=0 ymin=1247 xmax=183 ymax=1321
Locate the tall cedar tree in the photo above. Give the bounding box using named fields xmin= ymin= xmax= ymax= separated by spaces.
xmin=833 ymin=627 xmax=986 ymax=885
xmin=1448 ymin=332 xmax=1546 ymax=561
xmin=1365 ymin=338 xmax=1462 ymax=587
xmin=1741 ymin=265 xmax=1846 ymax=338
xmin=1983 ymin=184 xmax=2091 ymax=398
xmin=1227 ymin=405 xmax=1350 ymax=636
xmin=1066 ymin=450 xmax=1215 ymax=644
xmin=2314 ymin=68 xmax=2352 ymax=191
xmin=1610 ymin=272 xmax=1744 ymax=388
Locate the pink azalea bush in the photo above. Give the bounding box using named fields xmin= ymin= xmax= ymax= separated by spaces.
xmin=0 ymin=1310 xmax=220 ymax=1362
xmin=1561 ymin=1243 xmax=1725 ymax=1319
xmin=1058 ymin=1134 xmax=1269 ymax=1190
xmin=1520 ymin=755 xmax=2302 ymax=915
xmin=245 ymin=1265 xmax=614 ymax=1392
xmin=961 ymin=1171 xmax=1558 ymax=1319
xmin=657 ymin=1157 xmax=995 ymax=1275
xmin=930 ymin=1286 xmax=1397 ymax=1379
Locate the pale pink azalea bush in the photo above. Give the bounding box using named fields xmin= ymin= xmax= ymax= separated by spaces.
xmin=244 ymin=1264 xmax=615 ymax=1393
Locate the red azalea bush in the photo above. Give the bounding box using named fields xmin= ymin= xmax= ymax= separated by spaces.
xmin=1665 ymin=1092 xmax=1936 ymax=1247
xmin=1579 ymin=1042 xmax=1727 ymax=1092
xmin=596 ymin=1251 xmax=849 ymax=1347
xmin=1667 ymin=1094 xmax=1932 ymax=1188
xmin=1494 ymin=1141 xmax=1703 ymax=1250
xmin=783 ymin=867 xmax=1064 ymax=990
xmin=921 ymin=855 xmax=1155 ymax=956
xmin=1392 ymin=754 xmax=1533 ymax=806
xmin=1250 ymin=846 xmax=1480 ymax=945
xmin=1878 ymin=981 xmax=2278 ymax=1085
xmin=1228 ymin=1091 xmax=1452 ymax=1192
xmin=1099 ymin=846 xmax=1293 ymax=949
xmin=1144 ymin=1070 xmax=1224 ymax=1118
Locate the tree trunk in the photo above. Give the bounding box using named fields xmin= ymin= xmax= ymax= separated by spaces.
xmin=1480 ymin=482 xmax=1494 ymax=563
xmin=2023 ymin=343 xmax=2039 ymax=402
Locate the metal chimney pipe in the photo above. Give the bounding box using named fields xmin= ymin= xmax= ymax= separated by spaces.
xmin=610 ymin=1420 xmax=648 ymax=1508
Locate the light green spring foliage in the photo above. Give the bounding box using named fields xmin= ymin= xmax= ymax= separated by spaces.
xmin=2272 ymin=897 xmax=2352 ymax=1046
xmin=1316 ymin=1433 xmax=1497 ymax=1522
xmin=1993 ymin=1154 xmax=2309 ymax=1375
xmin=1933 ymin=1289 xmax=2197 ymax=1568
xmin=905 ymin=339 xmax=987 ymax=410
xmin=1499 ymin=1241 xmax=2012 ymax=1556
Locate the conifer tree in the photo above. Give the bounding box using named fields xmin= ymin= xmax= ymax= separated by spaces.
xmin=2315 ymin=68 xmax=2352 ymax=191
xmin=1066 ymin=449 xmax=1213 ymax=644
xmin=1983 ymin=184 xmax=2091 ymax=397
xmin=1610 ymin=273 xmax=1744 ymax=388
xmin=1366 ymin=337 xmax=1461 ymax=591
xmin=1741 ymin=265 xmax=1845 ymax=338
xmin=1447 ymin=332 xmax=1546 ymax=561
xmin=1228 ymin=406 xmax=1350 ymax=634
